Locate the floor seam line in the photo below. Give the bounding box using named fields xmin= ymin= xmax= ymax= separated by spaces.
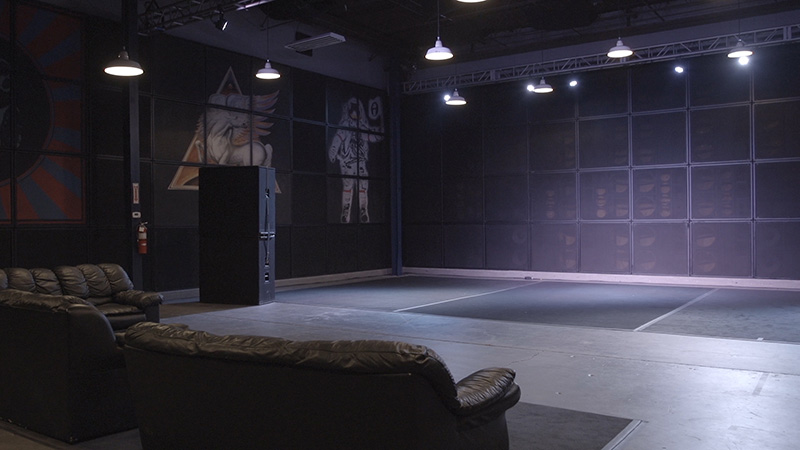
xmin=392 ymin=283 xmax=538 ymax=312
xmin=633 ymin=288 xmax=718 ymax=332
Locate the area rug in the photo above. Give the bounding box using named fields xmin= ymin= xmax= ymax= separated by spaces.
xmin=507 ymin=402 xmax=637 ymax=450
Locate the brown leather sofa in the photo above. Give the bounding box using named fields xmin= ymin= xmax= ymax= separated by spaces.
xmin=0 ymin=263 xmax=162 ymax=330
xmin=124 ymin=322 xmax=522 ymax=450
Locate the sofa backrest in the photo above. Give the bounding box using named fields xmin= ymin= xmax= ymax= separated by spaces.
xmin=0 ymin=264 xmax=135 ymax=299
xmin=125 ymin=322 xmax=459 ymax=406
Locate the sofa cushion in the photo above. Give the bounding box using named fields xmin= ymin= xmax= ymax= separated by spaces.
xmin=0 ymin=269 xmax=7 ymax=289
xmin=5 ymin=268 xmax=37 ymax=292
xmin=97 ymin=263 xmax=135 ymax=293
xmin=30 ymin=268 xmax=64 ymax=296
xmin=54 ymin=266 xmax=90 ymax=298
xmin=78 ymin=264 xmax=114 ymax=297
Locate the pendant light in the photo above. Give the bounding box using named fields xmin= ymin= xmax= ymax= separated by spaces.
xmin=445 ymin=89 xmax=466 ymax=105
xmin=529 ymin=77 xmax=553 ymax=94
xmin=727 ymin=40 xmax=753 ymax=59
xmin=256 ymin=12 xmax=280 ymax=80
xmin=104 ymin=48 xmax=143 ymax=77
xmin=607 ymin=38 xmax=633 ymax=58
xmin=426 ymin=0 xmax=453 ymax=61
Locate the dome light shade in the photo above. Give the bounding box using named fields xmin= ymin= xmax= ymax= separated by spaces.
xmin=607 ymin=39 xmax=633 ymax=58
xmin=256 ymin=60 xmax=281 ymax=79
xmin=532 ymin=78 xmax=553 ymax=94
xmin=104 ymin=49 xmax=143 ymax=77
xmin=727 ymin=41 xmax=753 ymax=58
xmin=426 ymin=38 xmax=453 ymax=60
xmin=445 ymin=89 xmax=466 ymax=105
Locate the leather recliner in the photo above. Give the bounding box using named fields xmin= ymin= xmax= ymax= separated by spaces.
xmin=123 ymin=322 xmax=522 ymax=450
xmin=0 ymin=290 xmax=138 ymax=443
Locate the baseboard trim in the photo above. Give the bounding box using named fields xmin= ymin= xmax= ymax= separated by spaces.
xmin=402 ymin=267 xmax=800 ymax=290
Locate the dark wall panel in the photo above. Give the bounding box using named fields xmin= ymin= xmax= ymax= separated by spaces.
xmin=358 ymin=224 xmax=391 ymax=271
xmin=691 ymin=106 xmax=750 ymax=163
xmin=16 ymin=229 xmax=87 ymax=268
xmin=443 ymin=178 xmax=483 ymax=223
xmin=691 ymin=222 xmax=752 ymax=277
xmin=633 ymin=168 xmax=687 ymax=220
xmin=756 ymin=222 xmax=800 ymax=279
xmin=580 ymin=170 xmax=629 ymax=220
xmin=756 ymin=162 xmax=800 ymax=218
xmin=579 ymin=117 xmax=628 ymax=168
xmin=484 ymin=125 xmax=528 ymax=175
xmin=443 ymin=224 xmax=484 ymax=269
xmin=403 ymin=224 xmax=443 ymax=268
xmin=153 ymin=227 xmax=199 ymax=291
xmin=530 ymin=121 xmax=576 ymax=170
xmin=632 ymin=112 xmax=686 ymax=166
xmin=578 ymin=68 xmax=628 ymax=116
xmin=632 ymin=61 xmax=686 ymax=112
xmin=580 ymin=223 xmax=630 ymax=273
xmin=485 ymin=176 xmax=528 ymax=222
xmin=755 ymin=101 xmax=800 ymax=159
xmin=530 ymin=173 xmax=576 ymax=220
xmin=326 ymin=225 xmax=358 ymax=274
xmin=633 ymin=223 xmax=688 ymax=275
xmin=290 ymin=225 xmax=327 ymax=278
xmin=531 ymin=223 xmax=578 ymax=272
xmin=486 ymin=224 xmax=529 ymax=270
xmin=691 ymin=164 xmax=750 ymax=219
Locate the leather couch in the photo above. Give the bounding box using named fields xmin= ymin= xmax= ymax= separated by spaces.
xmin=0 ymin=290 xmax=138 ymax=443
xmin=0 ymin=263 xmax=162 ymax=330
xmin=124 ymin=322 xmax=522 ymax=450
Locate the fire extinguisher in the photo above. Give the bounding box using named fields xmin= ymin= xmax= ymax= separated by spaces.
xmin=137 ymin=222 xmax=148 ymax=255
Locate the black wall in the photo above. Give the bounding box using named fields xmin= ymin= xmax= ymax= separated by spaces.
xmin=0 ymin=3 xmax=390 ymax=291
xmin=401 ymin=44 xmax=800 ymax=279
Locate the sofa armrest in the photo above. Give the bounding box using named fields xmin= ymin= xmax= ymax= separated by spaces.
xmin=113 ymin=290 xmax=163 ymax=309
xmin=454 ymin=367 xmax=519 ymax=415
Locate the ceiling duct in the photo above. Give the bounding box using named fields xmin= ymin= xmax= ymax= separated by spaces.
xmin=285 ymin=32 xmax=346 ymax=52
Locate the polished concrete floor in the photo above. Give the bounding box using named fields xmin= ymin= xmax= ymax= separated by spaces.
xmin=3 ymin=275 xmax=800 ymax=449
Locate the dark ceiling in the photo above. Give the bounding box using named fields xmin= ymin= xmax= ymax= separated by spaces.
xmin=262 ymin=0 xmax=800 ymax=65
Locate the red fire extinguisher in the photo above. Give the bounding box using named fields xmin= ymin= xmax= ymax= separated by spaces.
xmin=137 ymin=222 xmax=148 ymax=255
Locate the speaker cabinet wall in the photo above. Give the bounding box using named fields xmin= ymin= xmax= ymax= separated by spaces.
xmin=199 ymin=166 xmax=276 ymax=305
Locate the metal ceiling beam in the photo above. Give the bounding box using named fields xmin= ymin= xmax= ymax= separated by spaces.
xmin=138 ymin=0 xmax=275 ymax=35
xmin=402 ymin=24 xmax=800 ymax=94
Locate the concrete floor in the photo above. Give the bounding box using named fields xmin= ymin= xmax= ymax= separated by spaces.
xmin=3 ymin=277 xmax=800 ymax=449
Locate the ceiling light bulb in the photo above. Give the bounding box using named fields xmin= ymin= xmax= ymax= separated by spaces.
xmin=256 ymin=60 xmax=281 ymax=79
xmin=607 ymin=39 xmax=633 ymax=58
xmin=738 ymin=56 xmax=750 ymax=65
xmin=727 ymin=41 xmax=753 ymax=59
xmin=426 ymin=38 xmax=453 ymax=60
xmin=445 ymin=89 xmax=466 ymax=105
xmin=104 ymin=49 xmax=144 ymax=77
xmin=674 ymin=65 xmax=684 ymax=73
xmin=569 ymin=80 xmax=578 ymax=87
xmin=526 ymin=82 xmax=536 ymax=92
xmin=532 ymin=78 xmax=553 ymax=94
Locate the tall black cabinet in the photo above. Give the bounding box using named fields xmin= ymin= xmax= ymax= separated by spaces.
xmin=199 ymin=166 xmax=276 ymax=304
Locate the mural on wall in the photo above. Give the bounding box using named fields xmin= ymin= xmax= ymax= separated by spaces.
xmin=0 ymin=2 xmax=83 ymax=223
xmin=169 ymin=67 xmax=280 ymax=191
xmin=327 ymin=95 xmax=384 ymax=223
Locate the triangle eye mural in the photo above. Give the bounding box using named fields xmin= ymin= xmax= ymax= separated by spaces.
xmin=169 ymin=67 xmax=281 ymax=192
xmin=0 ymin=2 xmax=83 ymax=224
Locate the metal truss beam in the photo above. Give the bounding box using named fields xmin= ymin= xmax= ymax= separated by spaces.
xmin=138 ymin=0 xmax=274 ymax=35
xmin=402 ymin=24 xmax=800 ymax=94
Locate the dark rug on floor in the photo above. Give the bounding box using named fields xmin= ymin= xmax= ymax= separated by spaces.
xmin=507 ymin=402 xmax=636 ymax=450
xmin=160 ymin=301 xmax=249 ymax=319
xmin=408 ymin=281 xmax=710 ymax=330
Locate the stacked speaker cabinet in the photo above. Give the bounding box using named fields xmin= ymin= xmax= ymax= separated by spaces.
xmin=199 ymin=166 xmax=276 ymax=305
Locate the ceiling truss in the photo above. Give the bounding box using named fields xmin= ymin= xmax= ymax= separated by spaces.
xmin=402 ymin=24 xmax=800 ymax=94
xmin=138 ymin=0 xmax=275 ymax=35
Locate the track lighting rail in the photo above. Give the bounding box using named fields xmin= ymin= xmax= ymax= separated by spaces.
xmin=402 ymin=24 xmax=800 ymax=94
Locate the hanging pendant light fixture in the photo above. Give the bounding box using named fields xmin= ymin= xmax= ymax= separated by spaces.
xmin=104 ymin=47 xmax=143 ymax=77
xmin=256 ymin=11 xmax=280 ymax=80
xmin=445 ymin=89 xmax=466 ymax=105
xmin=607 ymin=38 xmax=633 ymax=58
xmin=727 ymin=40 xmax=753 ymax=59
xmin=426 ymin=0 xmax=453 ymax=60
xmin=531 ymin=77 xmax=553 ymax=94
